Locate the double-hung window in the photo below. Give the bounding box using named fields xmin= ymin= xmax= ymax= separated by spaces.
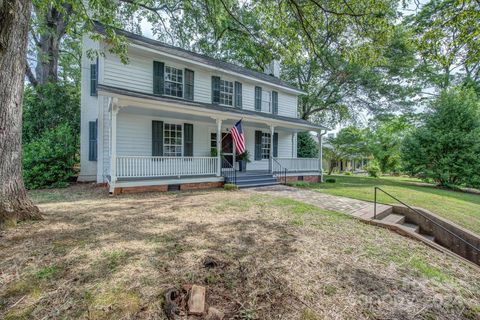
xmin=262 ymin=91 xmax=271 ymax=112
xmin=164 ymin=66 xmax=183 ymax=98
xmin=164 ymin=123 xmax=182 ymax=156
xmin=261 ymin=132 xmax=271 ymax=159
xmin=219 ymin=79 xmax=234 ymax=106
xmin=210 ymin=133 xmax=217 ymax=154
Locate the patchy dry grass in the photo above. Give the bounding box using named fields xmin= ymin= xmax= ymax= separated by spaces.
xmin=0 ymin=183 xmax=479 ymax=319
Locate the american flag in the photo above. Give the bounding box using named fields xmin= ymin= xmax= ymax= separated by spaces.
xmin=230 ymin=120 xmax=246 ymax=154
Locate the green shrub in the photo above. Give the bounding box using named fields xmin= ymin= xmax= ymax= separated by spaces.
xmin=23 ymin=83 xmax=79 ymax=144
xmin=365 ymin=161 xmax=381 ymax=178
xmin=343 ymin=171 xmax=352 ymax=175
xmin=224 ymin=183 xmax=238 ymax=190
xmin=23 ymin=124 xmax=78 ymax=189
xmin=401 ymin=87 xmax=480 ymax=188
xmin=325 ymin=178 xmax=336 ymax=183
xmin=297 ymin=132 xmax=318 ymax=158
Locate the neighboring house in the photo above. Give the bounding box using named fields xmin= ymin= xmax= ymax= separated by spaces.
xmin=79 ymin=22 xmax=328 ymax=193
xmin=322 ymin=132 xmax=370 ymax=174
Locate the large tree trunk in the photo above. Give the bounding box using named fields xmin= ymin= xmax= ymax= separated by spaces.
xmin=0 ymin=0 xmax=42 ymax=226
xmin=31 ymin=3 xmax=72 ymax=86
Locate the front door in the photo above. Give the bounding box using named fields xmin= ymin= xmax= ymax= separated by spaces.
xmin=222 ymin=132 xmax=234 ymax=168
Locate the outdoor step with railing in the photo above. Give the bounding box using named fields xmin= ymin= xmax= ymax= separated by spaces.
xmin=374 ymin=186 xmax=480 ymax=266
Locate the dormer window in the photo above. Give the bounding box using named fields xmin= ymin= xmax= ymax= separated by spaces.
xmin=164 ymin=66 xmax=183 ymax=98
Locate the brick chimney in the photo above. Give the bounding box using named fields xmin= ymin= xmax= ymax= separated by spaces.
xmin=264 ymin=60 xmax=280 ymax=78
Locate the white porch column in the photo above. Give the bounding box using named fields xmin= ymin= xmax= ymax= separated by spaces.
xmin=318 ymin=130 xmax=326 ymax=182
xmin=109 ymin=101 xmax=119 ymax=193
xmin=269 ymin=125 xmax=275 ymax=173
xmin=216 ymin=118 xmax=223 ymax=176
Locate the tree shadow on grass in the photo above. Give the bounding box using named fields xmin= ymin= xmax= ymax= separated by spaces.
xmin=1 ymin=192 xmax=299 ymax=319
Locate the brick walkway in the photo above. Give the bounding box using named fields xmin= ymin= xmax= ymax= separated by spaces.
xmin=246 ymin=185 xmax=391 ymax=220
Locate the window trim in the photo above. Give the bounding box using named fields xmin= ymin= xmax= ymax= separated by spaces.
xmin=219 ymin=79 xmax=234 ymax=107
xmin=164 ymin=65 xmax=184 ymax=98
xmin=163 ymin=122 xmax=183 ymax=157
xmin=261 ymin=132 xmax=271 ymax=160
xmin=261 ymin=90 xmax=271 ymax=113
xmin=210 ymin=132 xmax=217 ymax=154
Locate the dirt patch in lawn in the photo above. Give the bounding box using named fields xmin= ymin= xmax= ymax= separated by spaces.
xmin=0 ymin=183 xmax=479 ymax=319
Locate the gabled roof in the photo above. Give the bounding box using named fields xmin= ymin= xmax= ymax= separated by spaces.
xmin=98 ymin=84 xmax=328 ymax=131
xmin=92 ymin=21 xmax=304 ymax=94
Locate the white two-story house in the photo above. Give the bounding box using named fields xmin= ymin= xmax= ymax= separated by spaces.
xmin=79 ymin=22 xmax=327 ymax=194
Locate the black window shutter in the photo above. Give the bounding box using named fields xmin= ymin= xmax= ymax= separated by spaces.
xmin=90 ymin=63 xmax=98 ymax=96
xmin=152 ymin=120 xmax=164 ymax=156
xmin=212 ymin=76 xmax=220 ymax=104
xmin=272 ymin=91 xmax=278 ymax=115
xmin=153 ymin=61 xmax=164 ymax=95
xmin=184 ymin=123 xmax=193 ymax=156
xmin=234 ymin=81 xmax=242 ymax=108
xmin=185 ymin=69 xmax=194 ymax=101
xmin=254 ymin=130 xmax=262 ymax=161
xmin=89 ymin=120 xmax=97 ymax=161
xmin=254 ymin=86 xmax=262 ymax=111
xmin=273 ymin=132 xmax=278 ymax=157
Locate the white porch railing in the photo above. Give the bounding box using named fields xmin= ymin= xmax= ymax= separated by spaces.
xmin=274 ymin=158 xmax=319 ymax=172
xmin=116 ymin=156 xmax=217 ymax=178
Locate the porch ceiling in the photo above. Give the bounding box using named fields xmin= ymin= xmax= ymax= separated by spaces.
xmin=121 ymin=106 xmax=289 ymax=131
xmin=99 ymin=84 xmax=328 ymax=132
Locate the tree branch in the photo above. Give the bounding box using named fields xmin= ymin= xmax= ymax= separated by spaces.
xmin=25 ymin=62 xmax=38 ymax=87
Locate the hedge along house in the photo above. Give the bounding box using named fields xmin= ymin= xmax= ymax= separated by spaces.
xmin=79 ymin=22 xmax=328 ymax=194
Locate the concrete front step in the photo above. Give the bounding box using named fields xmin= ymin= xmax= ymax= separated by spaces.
xmin=401 ymin=222 xmax=420 ymax=233
xmin=420 ymin=233 xmax=435 ymax=242
xmin=381 ymin=213 xmax=405 ymax=224
xmin=238 ymin=181 xmax=280 ymax=189
xmin=234 ymin=176 xmax=278 ymax=183
xmin=226 ymin=172 xmax=279 ymax=188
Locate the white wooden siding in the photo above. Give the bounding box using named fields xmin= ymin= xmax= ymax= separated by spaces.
xmin=79 ymin=35 xmax=101 ymax=182
xmin=102 ymin=46 xmax=298 ymax=117
xmin=116 ymin=113 xmax=212 ymax=157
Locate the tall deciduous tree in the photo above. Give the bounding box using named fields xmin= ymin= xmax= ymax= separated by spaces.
xmin=407 ymin=0 xmax=480 ymax=90
xmin=27 ymin=0 xmax=182 ymax=87
xmin=0 ymin=0 xmax=42 ymax=226
xmin=367 ymin=115 xmax=413 ymax=174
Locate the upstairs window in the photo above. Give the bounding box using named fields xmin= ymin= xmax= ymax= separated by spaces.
xmin=164 ymin=66 xmax=183 ymax=98
xmin=219 ymin=79 xmax=233 ymax=106
xmin=262 ymin=91 xmax=271 ymax=112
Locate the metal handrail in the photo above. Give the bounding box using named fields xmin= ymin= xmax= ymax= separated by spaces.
xmin=272 ymin=158 xmax=288 ymax=185
xmin=374 ymin=187 xmax=480 ymax=253
xmin=221 ymin=156 xmax=237 ymax=185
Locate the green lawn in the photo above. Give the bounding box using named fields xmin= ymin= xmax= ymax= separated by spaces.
xmin=289 ymin=175 xmax=480 ymax=235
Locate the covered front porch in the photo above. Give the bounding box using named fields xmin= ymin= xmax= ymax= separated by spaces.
xmin=100 ymin=86 xmax=326 ymax=192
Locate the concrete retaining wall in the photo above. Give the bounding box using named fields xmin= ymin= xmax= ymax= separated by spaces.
xmin=393 ymin=205 xmax=480 ymax=266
